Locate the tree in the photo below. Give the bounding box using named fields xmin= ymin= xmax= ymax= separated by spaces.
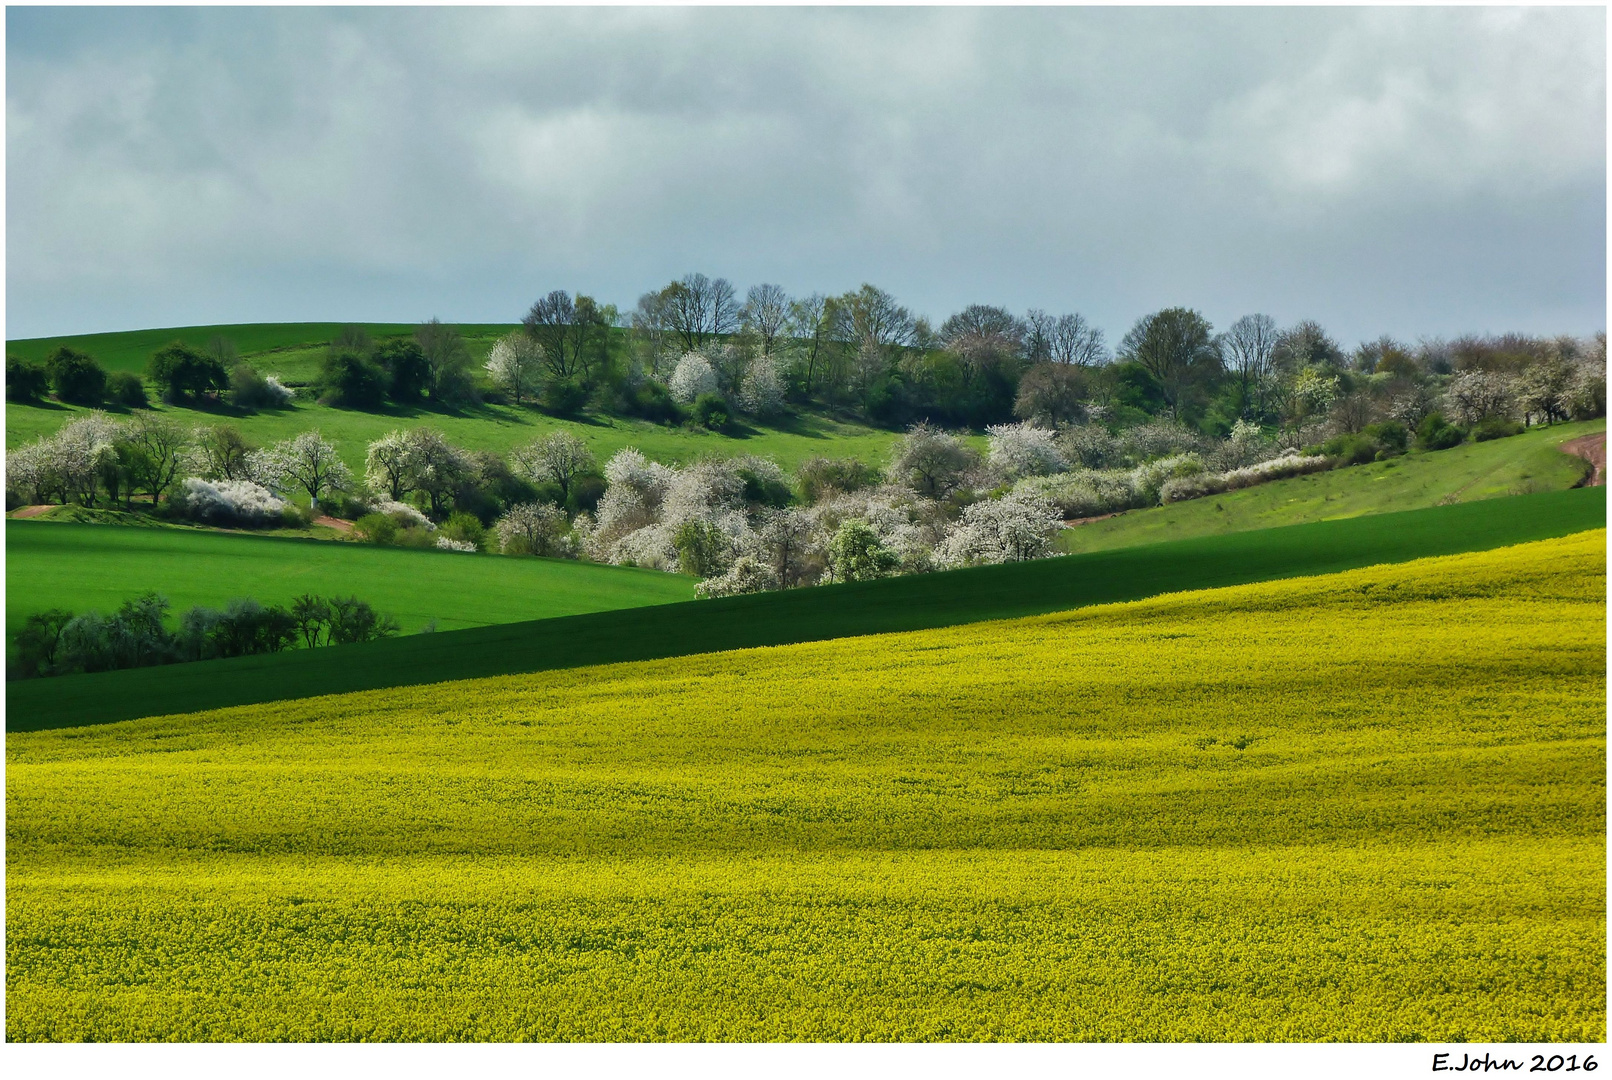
xmin=364 ymin=430 xmax=419 ymax=501
xmin=403 ymin=427 xmax=472 ymax=519
xmin=47 ymin=347 xmax=108 ymax=404
xmin=1049 ymin=313 xmax=1108 ymax=366
xmin=673 ymin=518 xmax=731 ymax=578
xmin=750 ymin=506 xmax=818 ymax=588
xmin=661 ymin=273 xmax=740 ymax=353
xmin=523 ymin=291 xmax=610 ymax=380
xmin=263 ymin=431 xmax=351 ymax=507
xmin=116 ymin=414 xmax=188 ymax=506
xmin=788 ymin=293 xmax=837 ymax=395
xmin=7 ymin=356 xmax=50 ymax=401
xmin=1220 ymin=314 xmax=1278 ymax=420
xmin=933 ymin=492 xmax=1061 ymax=567
xmin=414 ymin=319 xmax=475 ymax=404
xmin=1023 ymin=310 xmax=1055 ymax=364
xmin=495 ymin=502 xmax=575 ymax=557
xmin=889 ymin=422 xmax=980 ymax=500
xmin=986 ymin=422 xmax=1065 ymax=481
xmin=147 ymin=342 xmax=227 ymax=402
xmin=742 ymin=284 xmax=791 ymax=355
xmin=485 ymin=331 xmax=545 ymax=405
xmin=318 ymin=350 xmax=387 ymax=409
xmin=290 ymin=594 xmax=332 ymax=648
xmin=1013 ymin=363 xmax=1089 ymax=426
xmin=15 ymin=609 xmax=73 ymax=677
xmin=512 ymin=431 xmax=597 ymax=503
xmin=668 ymin=353 xmax=720 ymax=404
xmin=1272 ymin=320 xmax=1344 ymax=374
xmin=940 ymin=304 xmax=1024 ymax=365
xmin=1118 ymin=308 xmax=1219 ymax=419
xmin=827 ymin=519 xmax=900 ymax=582
xmin=375 ymin=339 xmax=432 ymax=403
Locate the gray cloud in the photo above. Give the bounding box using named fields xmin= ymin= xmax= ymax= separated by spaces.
xmin=7 ymin=6 xmax=1604 ymax=345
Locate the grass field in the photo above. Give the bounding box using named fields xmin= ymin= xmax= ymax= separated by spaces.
xmin=5 ymin=321 xmax=913 ymax=472
xmin=1060 ymin=420 xmax=1603 ymax=553
xmin=8 ymin=486 xmax=1603 ymax=732
xmin=7 ymin=531 xmax=1603 ymax=1041
xmin=5 ymin=521 xmax=695 ymax=646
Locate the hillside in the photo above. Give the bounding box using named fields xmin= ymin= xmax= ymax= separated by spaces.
xmin=5 ymin=321 xmax=912 ymax=473
xmin=1060 ymin=420 xmax=1604 ymax=554
xmin=8 ymin=486 xmax=1602 ymax=732
xmin=7 ymin=531 xmax=1603 ymax=1041
xmin=6 ymin=521 xmax=695 ymax=645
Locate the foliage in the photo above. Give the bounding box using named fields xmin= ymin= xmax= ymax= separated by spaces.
xmin=827 ymin=519 xmax=901 ymax=582
xmin=7 ymin=355 xmax=50 ymax=401
xmin=889 ymin=422 xmax=980 ymax=499
xmin=228 ymin=364 xmax=293 ymax=409
xmin=147 ymin=342 xmax=228 ymax=403
xmin=796 ymin=456 xmax=881 ymax=503
xmin=494 ymin=502 xmax=577 ymax=558
xmin=5 ymin=534 xmax=1604 ymax=1040
xmin=540 ymin=376 xmax=589 ymax=417
xmin=318 ymin=350 xmax=388 ymax=410
xmin=106 ymin=371 xmax=148 ymax=408
xmin=168 ymin=478 xmax=293 ymax=528
xmin=1417 ymin=412 xmax=1466 ymax=451
xmin=47 ymin=346 xmax=108 ymax=404
xmin=689 ymin=393 xmax=731 ymax=432
xmin=1473 ymin=416 xmax=1525 ymax=442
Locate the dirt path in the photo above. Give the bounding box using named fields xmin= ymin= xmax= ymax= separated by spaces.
xmin=1560 ymin=431 xmax=1605 ymax=487
xmin=1063 ymin=511 xmax=1125 ymax=528
xmin=314 ymin=515 xmax=355 ymax=534
xmin=8 ymin=505 xmax=54 ymax=519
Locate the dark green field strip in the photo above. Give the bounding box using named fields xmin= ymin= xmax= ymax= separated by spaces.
xmin=7 ymin=487 xmax=1604 ymax=732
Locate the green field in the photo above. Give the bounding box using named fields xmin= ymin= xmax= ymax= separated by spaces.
xmin=5 ymin=521 xmax=694 ymax=646
xmin=1060 ymin=420 xmax=1603 ymax=553
xmin=5 ymin=321 xmax=913 ymax=473
xmin=9 ymin=487 xmax=1603 ymax=732
xmin=7 ymin=532 xmax=1603 ymax=1040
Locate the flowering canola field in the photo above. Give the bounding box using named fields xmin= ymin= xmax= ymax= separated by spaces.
xmin=7 ymin=531 xmax=1605 ymax=1041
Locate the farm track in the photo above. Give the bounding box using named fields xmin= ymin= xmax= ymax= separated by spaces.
xmin=1561 ymin=431 xmax=1605 ymax=486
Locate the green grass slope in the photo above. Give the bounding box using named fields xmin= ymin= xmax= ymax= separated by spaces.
xmin=1061 ymin=420 xmax=1603 ymax=554
xmin=7 ymin=534 xmax=1603 ymax=1040
xmin=6 ymin=322 xmax=513 ymax=378
xmin=8 ymin=486 xmax=1603 ymax=732
xmin=5 ymin=521 xmax=695 ymax=647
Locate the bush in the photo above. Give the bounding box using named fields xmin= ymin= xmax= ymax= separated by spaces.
xmin=169 ymin=477 xmax=293 ymax=528
xmin=1417 ymin=412 xmax=1465 ymax=451
xmin=624 ymin=380 xmax=682 ymax=424
xmin=1472 ymin=416 xmax=1525 ymax=442
xmin=106 ymin=371 xmax=148 ymax=408
xmin=354 ymin=512 xmax=399 ymax=544
xmin=319 ymin=351 xmax=387 ymax=410
xmin=325 ymin=596 xmax=401 ymax=644
xmin=541 ymin=377 xmax=589 ymax=416
xmin=827 ymin=519 xmax=900 ymax=582
xmin=690 ymin=393 xmax=731 ymax=432
xmin=796 ymin=457 xmax=881 ymax=503
xmin=229 ymin=364 xmax=294 ymax=409
xmin=1315 ymin=433 xmax=1379 ymax=467
xmin=7 ymin=356 xmax=50 ymax=402
xmin=439 ymin=510 xmax=486 ymax=551
xmin=495 ymin=502 xmax=576 ymax=557
xmin=147 ymin=342 xmax=227 ymax=402
xmin=673 ymin=519 xmax=731 ymax=578
xmin=47 ymin=347 xmax=107 ymax=404
xmin=374 ymin=340 xmax=431 ymax=404
xmin=1361 ymin=421 xmax=1409 ymax=455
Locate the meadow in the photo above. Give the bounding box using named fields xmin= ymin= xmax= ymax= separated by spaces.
xmin=5 ymin=321 xmax=913 ymax=473
xmin=5 ymin=521 xmax=695 ymax=644
xmin=1060 ymin=419 xmax=1603 ymax=553
xmin=10 ymin=487 xmax=1603 ymax=732
xmin=6 ymin=531 xmax=1604 ymax=1041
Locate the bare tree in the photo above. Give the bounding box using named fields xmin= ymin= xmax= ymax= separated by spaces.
xmin=1024 ymin=310 xmax=1055 ymax=364
xmin=1049 ymin=313 xmax=1108 ymax=366
xmin=1220 ymin=314 xmax=1278 ymax=420
xmin=523 ymin=291 xmax=608 ymax=380
xmin=743 ymin=284 xmax=791 ymax=355
xmin=788 ymin=293 xmax=835 ymax=394
xmin=1118 ymin=308 xmax=1219 ymax=419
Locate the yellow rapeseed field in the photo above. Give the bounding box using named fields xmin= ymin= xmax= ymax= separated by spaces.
xmin=7 ymin=531 xmax=1606 ymax=1041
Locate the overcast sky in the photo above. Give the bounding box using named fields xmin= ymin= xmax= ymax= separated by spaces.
xmin=7 ymin=5 xmax=1606 ymax=346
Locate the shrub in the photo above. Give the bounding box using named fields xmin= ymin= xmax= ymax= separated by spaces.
xmin=7 ymin=356 xmax=50 ymax=402
xmin=738 ymin=464 xmax=793 ymax=510
xmin=933 ymin=492 xmax=1062 ymax=568
xmin=1315 ymin=433 xmax=1379 ymax=467
xmin=47 ymin=347 xmax=108 ymax=404
xmin=827 ymin=519 xmax=901 ymax=582
xmin=375 ymin=340 xmax=432 ymax=404
xmin=106 ymin=371 xmax=148 ymax=408
xmin=1361 ymin=421 xmax=1409 ymax=455
xmin=986 ymin=422 xmax=1065 ymax=481
xmin=1417 ymin=412 xmax=1465 ymax=451
xmin=439 ymin=511 xmax=486 ymax=551
xmin=355 ymin=512 xmax=399 ymax=544
xmin=148 ymin=342 xmax=227 ymax=402
xmin=668 ymin=353 xmax=720 ymax=404
xmin=673 ymin=519 xmax=730 ymax=577
xmin=1472 ymin=416 xmax=1525 ymax=442
xmin=169 ymin=477 xmax=292 ymax=528
xmin=14 ymin=610 xmax=72 ymax=678
xmin=797 ymin=457 xmax=881 ymax=503
xmin=696 ymin=555 xmax=779 ymax=598
xmin=690 ymin=393 xmax=731 ymax=432
xmin=319 ymin=351 xmax=387 ymax=410
xmin=229 ymin=365 xmax=294 ymax=409
xmin=541 ymin=376 xmax=589 ymax=416
xmin=434 ymin=536 xmax=477 ymax=553
xmin=325 ymin=596 xmax=401 ymax=643
xmin=624 ymin=379 xmax=682 ymax=424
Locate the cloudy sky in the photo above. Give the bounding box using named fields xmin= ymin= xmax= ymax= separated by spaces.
xmin=7 ymin=5 xmax=1605 ymax=345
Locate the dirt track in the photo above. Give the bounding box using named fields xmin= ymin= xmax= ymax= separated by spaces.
xmin=8 ymin=505 xmax=54 ymax=519
xmin=1560 ymin=432 xmax=1606 ymax=487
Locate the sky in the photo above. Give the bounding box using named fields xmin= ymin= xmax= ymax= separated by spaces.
xmin=6 ymin=5 xmax=1606 ymax=346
